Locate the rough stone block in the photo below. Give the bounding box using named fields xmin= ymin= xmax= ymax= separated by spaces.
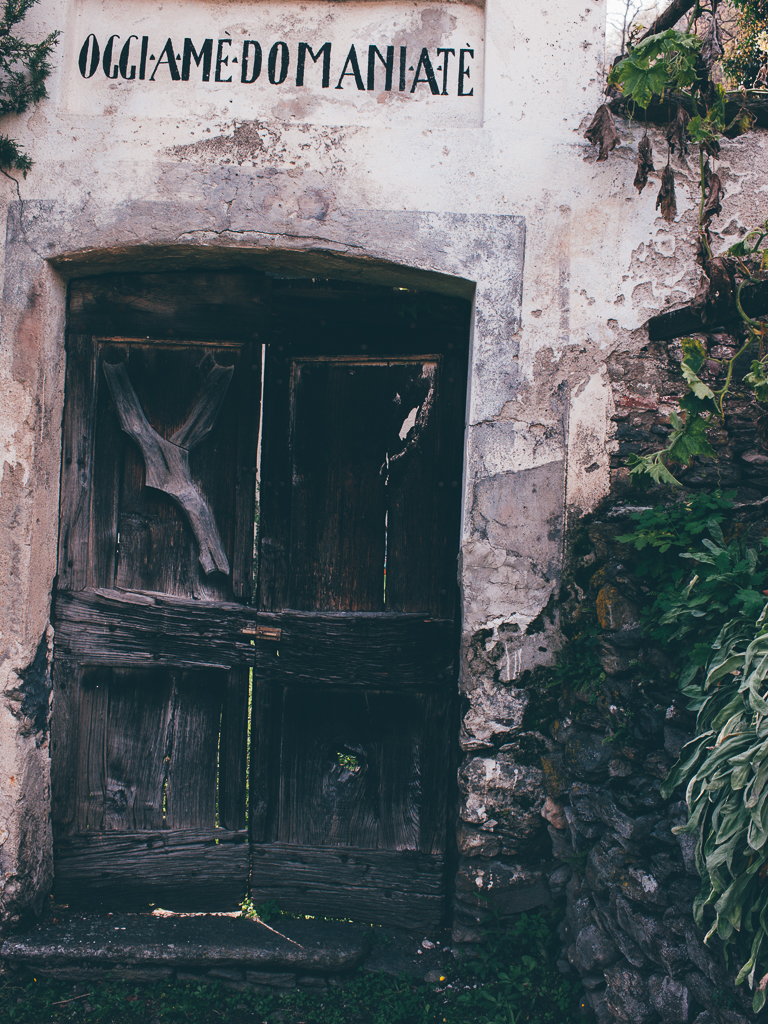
xmin=208 ymin=968 xmax=245 ymax=982
xmin=587 ymin=988 xmax=615 ymax=1024
xmin=458 ymin=754 xmax=545 ymax=844
xmin=296 ymin=975 xmax=327 ymax=989
xmin=604 ymin=963 xmax=654 ymax=1024
xmin=596 ymin=585 xmax=640 ymax=632
xmin=460 ymin=682 xmax=529 ymax=750
xmin=548 ymin=864 xmax=571 ymax=898
xmin=541 ymin=795 xmax=567 ymax=830
xmin=566 ymin=888 xmax=594 ymax=941
xmin=648 ymin=974 xmax=690 ymax=1024
xmin=548 ymin=822 xmax=573 ymax=861
xmin=574 ymin=924 xmax=620 ymax=972
xmin=564 ymin=732 xmax=612 ymax=781
xmin=454 ymin=857 xmax=553 ymax=923
xmin=456 ymin=823 xmax=501 ymax=858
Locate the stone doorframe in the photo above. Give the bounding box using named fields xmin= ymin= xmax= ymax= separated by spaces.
xmin=1 ymin=199 xmax=567 ymax=928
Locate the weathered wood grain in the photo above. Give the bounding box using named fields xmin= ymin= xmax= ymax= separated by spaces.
xmin=273 ymin=687 xmax=424 ymax=851
xmin=288 ymin=360 xmax=390 ymax=611
xmin=385 ymin=359 xmax=444 ymax=614
xmin=249 ymin=844 xmax=447 ymax=929
xmin=165 ymin=672 xmax=225 ymax=830
xmin=54 ymin=829 xmax=249 ymax=911
xmin=54 ymin=588 xmax=261 ymax=669
xmin=103 ymin=360 xmax=231 ymax=576
xmin=104 ymin=668 xmax=174 ymax=832
xmin=68 ymin=271 xmax=268 ymax=340
xmin=218 ymin=668 xmax=250 ymax=832
xmin=253 ymin=611 xmax=455 ymax=688
xmin=58 ymin=335 xmax=98 ymax=590
xmin=647 ymin=278 xmax=768 ymax=342
xmin=50 ymin=660 xmax=84 ymax=836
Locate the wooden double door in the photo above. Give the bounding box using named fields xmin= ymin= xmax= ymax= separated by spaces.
xmin=51 ymin=271 xmax=469 ymax=929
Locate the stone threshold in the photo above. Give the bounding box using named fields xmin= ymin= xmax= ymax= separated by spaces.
xmin=0 ymin=911 xmax=454 ymax=992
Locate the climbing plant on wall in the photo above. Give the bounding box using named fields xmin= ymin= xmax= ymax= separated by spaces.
xmin=582 ymin=2 xmax=768 ymax=1010
xmin=586 ymin=1 xmax=768 ymax=488
xmin=0 ymin=0 xmax=58 ymax=175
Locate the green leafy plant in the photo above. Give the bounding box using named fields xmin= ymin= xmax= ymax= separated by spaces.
xmin=0 ymin=0 xmax=58 ymax=175
xmin=722 ymin=0 xmax=768 ymax=88
xmin=617 ymin=493 xmax=768 ymax=678
xmin=615 ymin=495 xmax=768 ymax=1010
xmin=662 ymin=602 xmax=768 ymax=1011
xmin=609 ymin=28 xmax=702 ymax=109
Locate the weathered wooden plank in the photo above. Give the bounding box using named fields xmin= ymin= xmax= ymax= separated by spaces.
xmin=274 ymin=688 xmax=425 ymax=851
xmin=165 ymin=671 xmax=225 ymax=830
xmin=218 ymin=667 xmax=250 ymax=832
xmin=288 ymin=360 xmax=390 ymax=611
xmin=54 ymin=829 xmax=249 ymax=911
xmin=385 ymin=350 xmax=466 ymax=618
xmin=256 ymin=344 xmax=292 ymax=611
xmin=231 ymin=335 xmax=262 ymax=602
xmin=74 ymin=668 xmax=110 ymax=833
xmin=58 ymin=334 xmax=98 ymax=591
xmin=419 ymin=691 xmax=454 ymax=856
xmin=254 ymin=611 xmax=455 ymax=689
xmin=68 ymin=271 xmax=268 ymax=340
xmin=249 ymin=677 xmax=277 ymax=844
xmin=104 ymin=668 xmax=174 ymax=832
xmin=90 ymin=341 xmax=128 ymax=589
xmin=53 ymin=589 xmax=261 ymax=669
xmin=385 ymin=359 xmax=443 ymax=614
xmin=646 ymin=278 xmax=768 ymax=342
xmin=50 ymin=660 xmax=84 ymax=836
xmin=249 ymin=844 xmax=447 ymax=929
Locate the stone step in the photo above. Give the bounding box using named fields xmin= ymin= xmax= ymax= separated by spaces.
xmin=0 ymin=911 xmax=373 ymax=987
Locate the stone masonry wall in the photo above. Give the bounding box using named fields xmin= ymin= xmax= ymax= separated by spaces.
xmin=453 ymin=332 xmax=768 ymax=1024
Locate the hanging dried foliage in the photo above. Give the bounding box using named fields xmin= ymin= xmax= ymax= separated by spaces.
xmin=666 ymin=103 xmax=691 ymax=157
xmin=655 ymin=164 xmax=677 ymax=222
xmin=701 ymin=169 xmax=724 ymax=227
xmin=694 ymin=255 xmax=736 ymax=319
xmin=584 ymin=104 xmax=620 ymax=162
xmin=633 ymin=135 xmax=655 ymax=193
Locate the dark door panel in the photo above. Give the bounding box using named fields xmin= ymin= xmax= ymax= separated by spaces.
xmin=252 ymin=282 xmax=470 ymax=928
xmin=52 ymin=271 xmax=266 ymax=911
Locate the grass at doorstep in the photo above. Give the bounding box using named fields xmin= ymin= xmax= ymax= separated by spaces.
xmin=0 ymin=912 xmax=583 ymax=1024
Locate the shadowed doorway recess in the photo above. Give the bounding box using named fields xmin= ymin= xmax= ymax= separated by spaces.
xmin=51 ymin=271 xmax=470 ymax=929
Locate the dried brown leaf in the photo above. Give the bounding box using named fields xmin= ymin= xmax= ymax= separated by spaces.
xmin=666 ymin=104 xmax=690 ymax=157
xmin=692 ymin=257 xmax=735 ymax=323
xmin=585 ymin=104 xmax=619 ymax=162
xmin=701 ymin=171 xmax=724 ymax=227
xmin=633 ymin=135 xmax=654 ymax=193
xmin=656 ymin=164 xmax=677 ymax=222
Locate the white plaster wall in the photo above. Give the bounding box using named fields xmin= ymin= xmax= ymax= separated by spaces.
xmin=0 ymin=0 xmax=766 ymax=921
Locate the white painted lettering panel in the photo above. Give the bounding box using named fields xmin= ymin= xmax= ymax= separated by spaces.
xmin=61 ymin=0 xmax=484 ymax=127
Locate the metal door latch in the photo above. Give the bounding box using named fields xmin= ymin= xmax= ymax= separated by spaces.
xmin=242 ymin=625 xmax=282 ymax=640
